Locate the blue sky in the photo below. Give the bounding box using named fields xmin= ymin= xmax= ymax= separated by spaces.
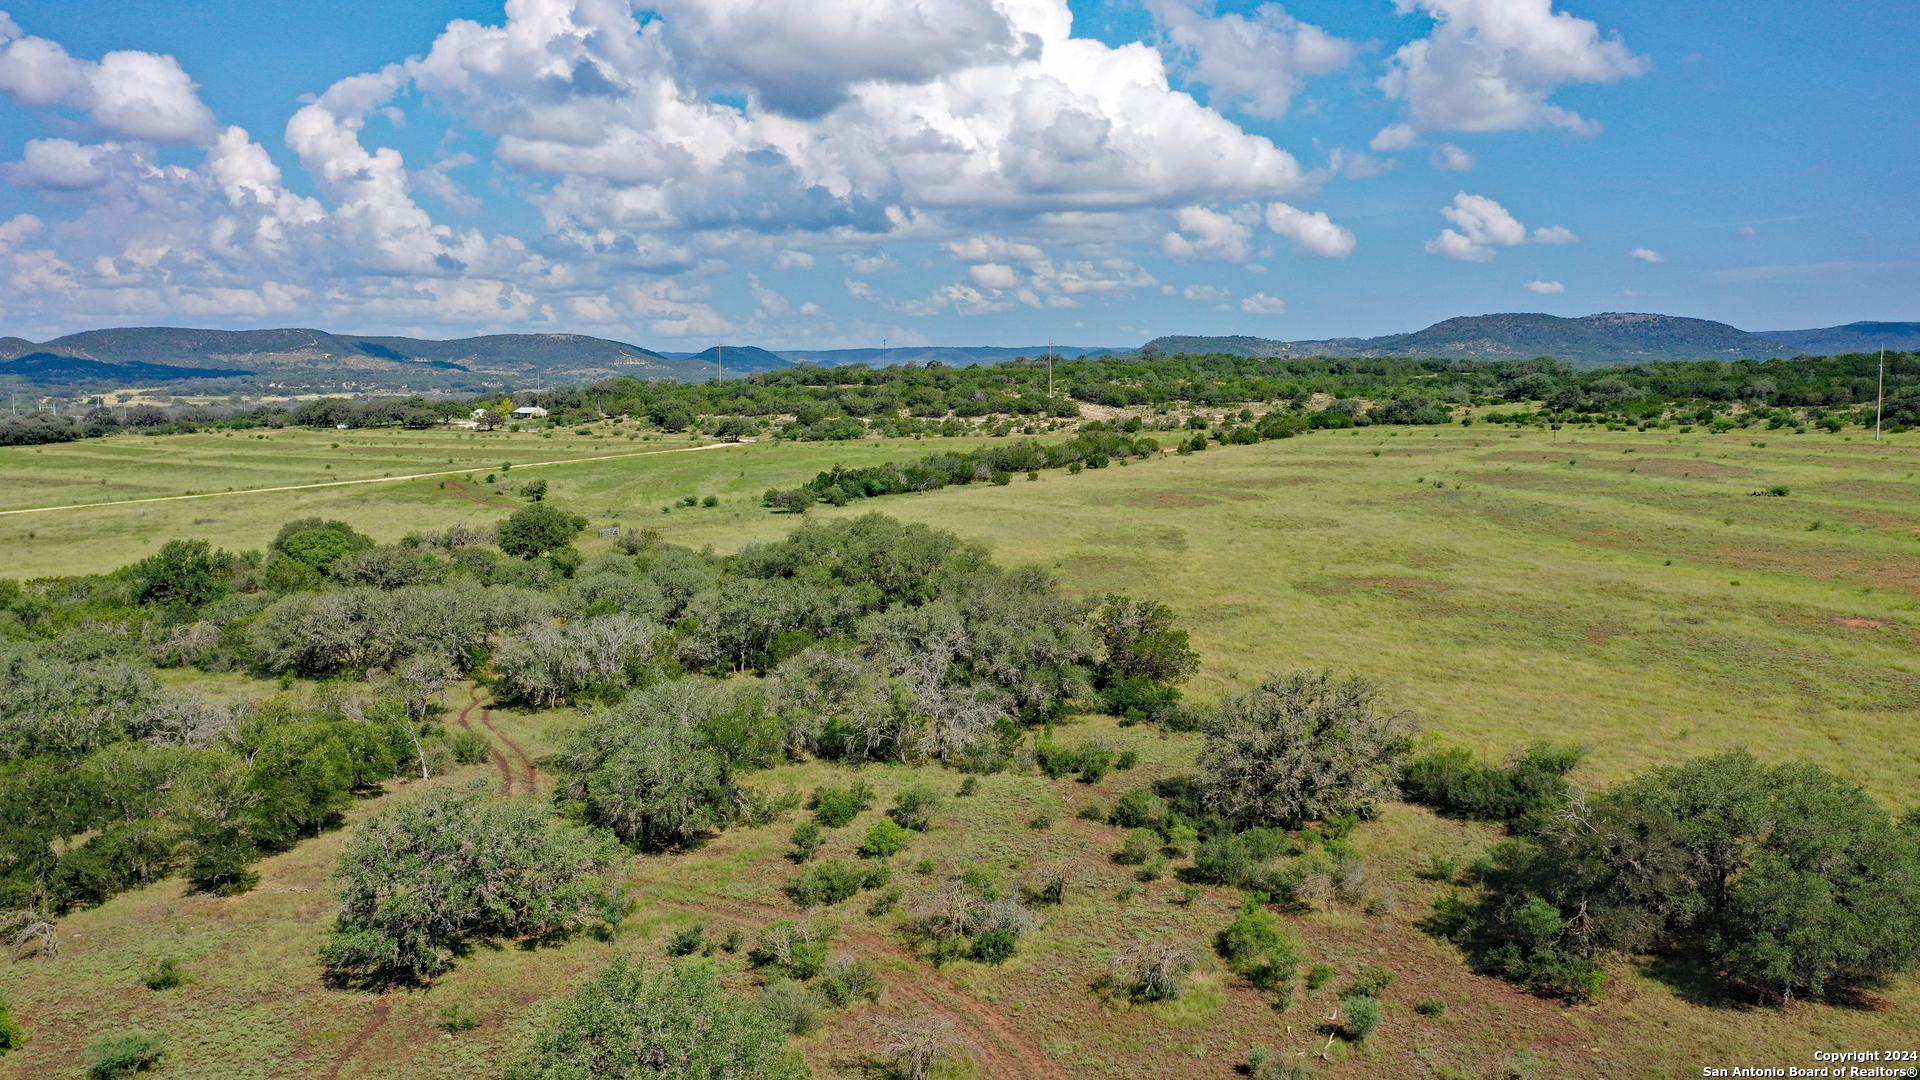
xmin=0 ymin=0 xmax=1913 ymax=349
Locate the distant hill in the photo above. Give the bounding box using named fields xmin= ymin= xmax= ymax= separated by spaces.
xmin=0 ymin=327 xmax=700 ymax=391
xmin=0 ymin=352 xmax=254 ymax=383
xmin=778 ymin=345 xmax=1120 ymax=366
xmin=669 ymin=345 xmax=794 ymax=375
xmin=1757 ymin=322 xmax=1920 ymax=355
xmin=1146 ymin=313 xmax=1798 ymax=367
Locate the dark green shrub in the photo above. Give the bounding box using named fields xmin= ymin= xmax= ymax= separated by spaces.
xmin=1400 ymin=742 xmax=1583 ymax=828
xmin=1102 ymin=677 xmax=1184 ymax=726
xmin=142 ymin=957 xmax=185 ymax=991
xmin=974 ymin=928 xmax=1019 ymax=964
xmin=866 ymin=886 xmax=902 ymax=917
xmin=86 ymin=1031 xmax=165 ymax=1079
xmin=1076 ymin=802 xmax=1106 ymax=821
xmin=1107 ymin=787 xmax=1164 ymax=829
xmin=1342 ymin=995 xmax=1381 ymax=1041
xmin=667 ymin=924 xmax=706 ymax=957
xmin=1192 ymin=828 xmax=1298 ymax=887
xmin=1306 ymin=964 xmax=1334 ymax=989
xmin=956 ymin=776 xmax=978 ymax=797
xmin=789 ymin=820 xmax=823 ymax=862
xmin=1115 ymin=750 xmax=1138 ymax=770
xmin=809 ymin=781 xmax=875 ymax=827
xmin=1414 ymin=999 xmax=1446 ymax=1017
xmin=0 ymin=994 xmax=23 ymax=1054
xmin=785 ymin=860 xmax=868 ymax=906
xmin=1217 ymin=909 xmax=1302 ymax=989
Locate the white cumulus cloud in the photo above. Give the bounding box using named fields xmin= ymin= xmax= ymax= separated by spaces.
xmin=1424 ymin=191 xmax=1572 ymax=261
xmin=1377 ymin=0 xmax=1649 ymax=141
xmin=1630 ymin=246 xmax=1666 ymax=263
xmin=1264 ymin=202 xmax=1355 ymax=257
xmin=1147 ymin=0 xmax=1355 ymax=119
xmin=1162 ymin=205 xmax=1256 ymax=262
xmin=1523 ymin=279 xmax=1564 ymax=293
xmin=0 ymin=23 xmax=218 ymax=143
xmin=1241 ymin=291 xmax=1286 ymax=313
xmin=1429 ymin=142 xmax=1474 ymax=170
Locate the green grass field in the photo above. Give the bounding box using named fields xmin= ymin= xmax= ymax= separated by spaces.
xmin=2 ymin=420 xmax=1917 ymax=1079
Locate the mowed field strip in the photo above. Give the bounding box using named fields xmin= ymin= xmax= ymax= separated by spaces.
xmin=0 ymin=438 xmax=751 ymax=516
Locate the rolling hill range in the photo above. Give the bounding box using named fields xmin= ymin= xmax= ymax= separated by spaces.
xmin=0 ymin=314 xmax=1910 ymax=393
xmin=1145 ymin=312 xmax=1843 ymax=367
xmin=0 ymin=327 xmax=690 ymax=391
xmin=1756 ymin=321 xmax=1920 ymax=354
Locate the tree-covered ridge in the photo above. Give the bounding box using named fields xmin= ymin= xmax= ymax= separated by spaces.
xmin=4 ymin=349 xmax=1914 ymax=447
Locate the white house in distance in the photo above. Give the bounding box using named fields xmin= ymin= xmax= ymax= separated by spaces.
xmin=511 ymin=405 xmax=549 ymax=419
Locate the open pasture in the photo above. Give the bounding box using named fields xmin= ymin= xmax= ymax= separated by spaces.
xmin=1 ymin=421 xmax=1917 ymax=1080
xmin=5 ymin=421 xmax=1914 ymax=796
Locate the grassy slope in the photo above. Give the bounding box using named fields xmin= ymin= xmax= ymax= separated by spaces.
xmin=2 ymin=422 xmax=1917 ymax=1079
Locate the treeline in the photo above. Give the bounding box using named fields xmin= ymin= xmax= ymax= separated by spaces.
xmin=5 ymin=348 xmax=1913 ymax=447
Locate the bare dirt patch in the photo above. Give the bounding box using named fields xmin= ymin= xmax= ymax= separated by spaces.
xmin=1120 ymin=490 xmax=1218 ymax=509
xmin=1483 ymin=451 xmax=1577 ymax=462
xmin=1816 ymin=480 xmax=1920 ymax=501
xmin=1833 ymin=617 xmax=1894 ymax=629
xmin=1587 ymin=459 xmax=1752 ymax=478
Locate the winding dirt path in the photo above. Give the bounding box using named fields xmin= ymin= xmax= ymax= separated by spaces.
xmin=454 ymin=687 xmax=515 ymax=796
xmin=664 ymin=892 xmax=1070 ymax=1080
xmin=477 ymin=701 xmax=538 ymax=795
xmin=319 ymin=993 xmax=390 ymax=1080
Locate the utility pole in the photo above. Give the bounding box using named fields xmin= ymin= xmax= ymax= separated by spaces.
xmin=1876 ymin=344 xmax=1885 ymax=442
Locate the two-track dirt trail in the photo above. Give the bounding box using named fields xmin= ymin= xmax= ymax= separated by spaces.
xmin=667 ymin=893 xmax=1071 ymax=1080
xmin=453 ymin=684 xmax=536 ymax=796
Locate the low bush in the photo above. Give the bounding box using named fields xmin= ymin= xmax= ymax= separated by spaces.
xmin=1217 ymin=909 xmax=1302 ymax=989
xmin=1115 ymin=828 xmax=1158 ymax=865
xmin=436 ymin=1003 xmax=482 ymax=1033
xmin=809 ymin=781 xmax=875 ymax=827
xmin=507 ymin=959 xmax=807 ymax=1080
xmin=789 ymin=820 xmax=823 ymax=862
xmin=1342 ymin=995 xmax=1382 ymax=1041
xmin=86 ymin=1031 xmax=165 ymax=1079
xmin=860 ymin=819 xmax=909 ymax=858
xmin=820 ymin=955 xmax=884 ymax=1006
xmin=1111 ymin=940 xmax=1197 ymax=1001
xmin=785 ymin=860 xmax=869 ymax=906
xmin=667 ymin=924 xmax=706 ymax=957
xmin=1400 ymin=742 xmax=1583 ymax=829
xmin=445 ymin=729 xmax=492 ymax=765
xmin=142 ymin=957 xmax=185 ymax=991
xmin=758 ymin=977 xmax=826 ymax=1035
xmin=888 ymin=783 xmax=944 ymax=831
